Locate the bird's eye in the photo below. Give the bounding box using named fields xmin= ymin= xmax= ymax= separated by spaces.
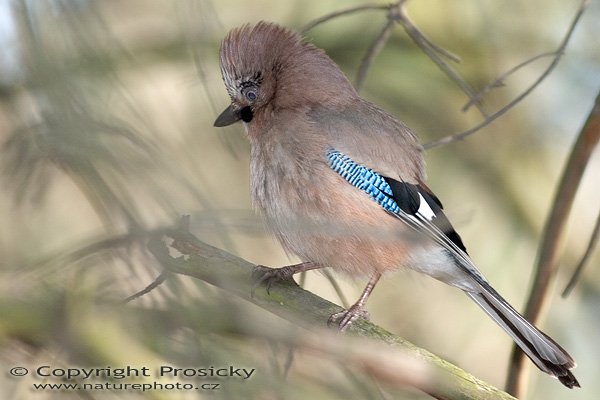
xmin=242 ymin=86 xmax=258 ymax=102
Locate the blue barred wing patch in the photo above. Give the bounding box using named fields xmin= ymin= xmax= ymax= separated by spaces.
xmin=327 ymin=149 xmax=400 ymax=213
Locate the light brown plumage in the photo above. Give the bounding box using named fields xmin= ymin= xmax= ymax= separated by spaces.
xmin=214 ymin=21 xmax=579 ymax=388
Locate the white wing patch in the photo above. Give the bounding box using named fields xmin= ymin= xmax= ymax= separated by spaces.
xmin=416 ymin=193 xmax=436 ymax=221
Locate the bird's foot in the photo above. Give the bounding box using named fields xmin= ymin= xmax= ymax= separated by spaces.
xmin=327 ymin=304 xmax=370 ymax=332
xmin=252 ymin=262 xmax=321 ymax=296
xmin=251 ymin=265 xmax=298 ymax=295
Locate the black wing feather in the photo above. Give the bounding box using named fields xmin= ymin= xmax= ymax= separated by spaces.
xmin=384 ymin=177 xmax=468 ymax=253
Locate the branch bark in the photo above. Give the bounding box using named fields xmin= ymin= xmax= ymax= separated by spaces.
xmin=146 ymin=221 xmax=516 ymax=400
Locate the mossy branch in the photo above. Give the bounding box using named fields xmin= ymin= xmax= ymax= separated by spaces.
xmin=146 ymin=219 xmax=516 ymax=400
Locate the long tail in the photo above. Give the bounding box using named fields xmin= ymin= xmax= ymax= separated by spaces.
xmin=466 ymin=282 xmax=579 ymax=388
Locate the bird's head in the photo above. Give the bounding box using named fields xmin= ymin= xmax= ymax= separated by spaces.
xmin=214 ymin=21 xmax=356 ymax=128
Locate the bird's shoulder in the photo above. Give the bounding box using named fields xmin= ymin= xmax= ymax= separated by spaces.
xmin=307 ymin=99 xmax=425 ymax=182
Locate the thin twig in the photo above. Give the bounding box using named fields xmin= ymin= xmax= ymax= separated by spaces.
xmin=123 ymin=272 xmax=169 ymax=303
xmin=355 ymin=8 xmax=398 ymax=91
xmin=395 ymin=2 xmax=487 ymax=116
xmin=283 ymin=347 xmax=295 ymax=380
xmin=409 ymin=32 xmax=461 ymax=64
xmin=425 ymin=0 xmax=589 ymax=150
xmin=462 ymin=51 xmax=558 ymax=112
xmin=304 ymin=1 xmax=476 ymax=114
xmin=391 ymin=0 xmax=461 ymax=63
xmin=562 ymin=207 xmax=600 ymax=297
xmin=301 ymin=3 xmax=391 ymax=33
xmin=13 ymin=230 xmax=160 ymax=286
xmin=506 ymin=84 xmax=600 ymax=397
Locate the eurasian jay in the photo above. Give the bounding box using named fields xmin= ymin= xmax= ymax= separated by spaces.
xmin=213 ymin=21 xmax=578 ymax=388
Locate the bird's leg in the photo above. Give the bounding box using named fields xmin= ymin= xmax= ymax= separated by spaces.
xmin=252 ymin=261 xmax=322 ymax=295
xmin=328 ymin=273 xmax=381 ymax=332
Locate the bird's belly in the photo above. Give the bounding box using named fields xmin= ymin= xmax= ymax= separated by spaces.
xmin=252 ymin=165 xmax=426 ymax=276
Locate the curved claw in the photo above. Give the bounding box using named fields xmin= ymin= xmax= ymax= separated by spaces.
xmin=251 ymin=265 xmax=295 ymax=296
xmin=251 ymin=262 xmax=320 ymax=297
xmin=327 ymin=305 xmax=370 ymax=332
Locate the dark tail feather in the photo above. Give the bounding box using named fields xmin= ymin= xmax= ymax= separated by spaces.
xmin=466 ymin=283 xmax=579 ymax=388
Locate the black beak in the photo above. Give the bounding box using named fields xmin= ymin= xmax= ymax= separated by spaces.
xmin=213 ymin=105 xmax=240 ymax=127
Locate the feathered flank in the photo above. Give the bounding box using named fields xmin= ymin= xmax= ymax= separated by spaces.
xmin=214 ymin=21 xmax=579 ymax=388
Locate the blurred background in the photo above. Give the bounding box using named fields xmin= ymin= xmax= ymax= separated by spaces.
xmin=0 ymin=0 xmax=598 ymax=399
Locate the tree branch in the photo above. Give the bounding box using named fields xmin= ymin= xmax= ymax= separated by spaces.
xmin=424 ymin=0 xmax=589 ymax=149
xmin=562 ymin=207 xmax=600 ymax=297
xmin=461 ymin=51 xmax=557 ymax=112
xmin=355 ymin=7 xmax=397 ymax=91
xmin=300 ymin=3 xmax=390 ymax=33
xmin=145 ymin=221 xmax=516 ymax=400
xmin=394 ymin=1 xmax=487 ymax=117
xmin=123 ymin=271 xmax=169 ymax=303
xmin=506 ymin=86 xmax=600 ymax=396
